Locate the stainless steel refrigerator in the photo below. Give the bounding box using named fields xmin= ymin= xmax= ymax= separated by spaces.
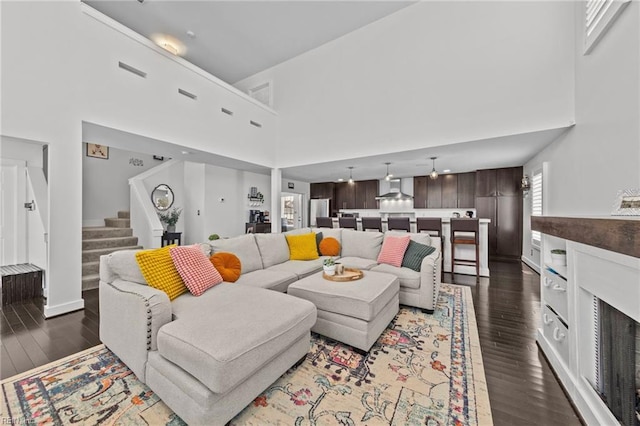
xmin=309 ymin=199 xmax=330 ymax=227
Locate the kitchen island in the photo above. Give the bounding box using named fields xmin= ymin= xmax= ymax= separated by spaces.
xmin=323 ymin=216 xmax=491 ymax=277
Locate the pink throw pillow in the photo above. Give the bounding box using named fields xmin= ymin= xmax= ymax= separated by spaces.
xmin=377 ymin=235 xmax=411 ymax=267
xmin=170 ymin=245 xmax=223 ymax=296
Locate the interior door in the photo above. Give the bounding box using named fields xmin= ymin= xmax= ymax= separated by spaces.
xmin=0 ymin=159 xmax=28 ymax=266
xmin=281 ymin=192 xmax=304 ymax=230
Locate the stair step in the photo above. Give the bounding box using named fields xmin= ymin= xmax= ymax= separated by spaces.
xmin=82 ymin=245 xmax=143 ymax=263
xmin=82 ymin=236 xmax=139 ymax=251
xmin=83 ymin=227 xmax=133 ymax=239
xmin=82 ymin=274 xmax=100 ymax=291
xmin=117 ymin=211 xmax=130 ymax=219
xmin=82 ymin=261 xmax=100 ymax=276
xmin=104 ymin=218 xmax=130 ymax=228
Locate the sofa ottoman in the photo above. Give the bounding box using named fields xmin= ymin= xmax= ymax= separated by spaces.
xmin=288 ymin=270 xmax=399 ymax=352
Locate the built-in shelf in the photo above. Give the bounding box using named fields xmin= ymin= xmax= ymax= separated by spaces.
xmin=531 ymin=216 xmax=640 ymax=259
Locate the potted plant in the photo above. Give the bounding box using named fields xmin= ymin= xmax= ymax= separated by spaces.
xmin=208 ymin=234 xmax=220 ymax=241
xmin=158 ymin=207 xmax=182 ymax=232
xmin=323 ymin=257 xmax=336 ymax=276
xmin=550 ymin=249 xmax=567 ymax=266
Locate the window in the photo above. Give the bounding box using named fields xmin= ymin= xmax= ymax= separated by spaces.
xmin=585 ymin=0 xmax=630 ymax=54
xmin=531 ymin=170 xmax=543 ymax=248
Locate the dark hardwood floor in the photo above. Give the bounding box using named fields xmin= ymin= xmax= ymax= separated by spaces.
xmin=0 ymin=261 xmax=582 ymax=425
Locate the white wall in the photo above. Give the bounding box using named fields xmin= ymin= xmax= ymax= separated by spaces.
xmin=203 ymin=165 xmax=271 ymax=239
xmin=83 ymin=145 xmax=160 ymax=226
xmin=522 ymin=1 xmax=640 ymax=270
xmin=235 ymin=1 xmax=575 ymax=168
xmin=1 ymin=2 xmax=276 ymax=316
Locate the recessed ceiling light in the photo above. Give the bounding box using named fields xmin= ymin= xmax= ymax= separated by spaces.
xmin=337 ymin=178 xmax=344 ymax=182
xmin=443 ymin=169 xmax=451 ymax=173
xmin=181 ymin=150 xmax=191 ymax=155
xmin=151 ymin=34 xmax=186 ymax=56
xmin=186 ymin=30 xmax=196 ymax=39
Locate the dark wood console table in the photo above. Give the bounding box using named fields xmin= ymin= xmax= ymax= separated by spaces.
xmin=161 ymin=231 xmax=182 ymax=247
xmin=245 ymin=223 xmax=271 ymax=233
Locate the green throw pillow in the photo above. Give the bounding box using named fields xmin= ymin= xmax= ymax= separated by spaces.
xmin=402 ymin=240 xmax=436 ymax=272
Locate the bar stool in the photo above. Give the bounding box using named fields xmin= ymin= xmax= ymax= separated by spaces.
xmin=387 ymin=217 xmax=410 ymax=232
xmin=338 ymin=217 xmax=357 ymax=230
xmin=316 ymin=217 xmax=334 ymax=228
xmin=361 ymin=217 xmax=382 ymax=232
xmin=416 ymin=217 xmax=443 ymax=253
xmin=450 ymin=218 xmax=480 ymax=278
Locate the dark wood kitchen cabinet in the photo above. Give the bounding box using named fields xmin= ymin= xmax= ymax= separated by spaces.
xmin=334 ymin=182 xmax=356 ymax=210
xmin=310 ymin=182 xmax=334 ymax=200
xmin=456 ymin=172 xmax=476 ymax=208
xmin=413 ymin=176 xmax=428 ymax=208
xmin=426 ymin=177 xmax=442 ymax=208
xmin=475 ymin=166 xmax=523 ymax=259
xmin=441 ymin=174 xmax=458 ymax=208
xmin=355 ymin=180 xmax=379 ymax=209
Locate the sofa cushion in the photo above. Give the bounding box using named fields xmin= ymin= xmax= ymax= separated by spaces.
xmin=285 ymin=233 xmax=320 ymax=261
xmin=267 ymin=258 xmax=324 ymax=279
xmin=370 ymin=263 xmax=422 ymax=289
xmin=386 ymin=230 xmax=433 ymax=246
xmin=377 ymin=235 xmax=411 ymax=267
xmin=209 ymin=234 xmax=263 ymax=274
xmin=235 ymin=269 xmax=298 ymax=292
xmin=210 ymin=252 xmax=242 ymax=282
xmin=170 ymin=245 xmax=223 ymax=296
xmin=401 ymin=240 xmax=436 ymax=272
xmin=341 ymin=229 xmax=383 ymax=260
xmin=162 ymin=284 xmax=317 ymax=394
xmin=104 ymin=249 xmax=147 ymax=284
xmin=254 ymin=233 xmax=290 ymax=268
xmin=135 ymin=245 xmax=188 ymax=300
xmin=319 ymin=237 xmax=341 ymax=256
xmin=336 ymin=257 xmax=379 ymax=271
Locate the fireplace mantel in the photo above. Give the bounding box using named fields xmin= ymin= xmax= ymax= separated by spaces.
xmin=531 ymin=216 xmax=640 ymax=259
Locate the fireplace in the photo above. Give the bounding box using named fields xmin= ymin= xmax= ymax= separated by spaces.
xmin=591 ymin=298 xmax=638 ymax=426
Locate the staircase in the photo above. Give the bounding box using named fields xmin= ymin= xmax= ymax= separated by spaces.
xmin=82 ymin=211 xmax=143 ymax=291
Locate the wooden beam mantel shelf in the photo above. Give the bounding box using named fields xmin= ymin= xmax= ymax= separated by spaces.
xmin=531 ymin=216 xmax=640 ymax=259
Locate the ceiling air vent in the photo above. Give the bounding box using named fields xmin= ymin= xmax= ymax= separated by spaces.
xmin=249 ymin=120 xmax=262 ymax=128
xmin=221 ymin=108 xmax=234 ymax=116
xmin=178 ymin=88 xmax=197 ymax=100
xmin=118 ymin=61 xmax=146 ymax=78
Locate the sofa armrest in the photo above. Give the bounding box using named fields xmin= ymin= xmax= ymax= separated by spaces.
xmin=418 ymin=245 xmax=442 ymax=311
xmin=99 ymin=279 xmax=171 ymax=382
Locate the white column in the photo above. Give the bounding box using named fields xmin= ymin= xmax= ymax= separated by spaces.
xmin=271 ymin=168 xmax=281 ymax=233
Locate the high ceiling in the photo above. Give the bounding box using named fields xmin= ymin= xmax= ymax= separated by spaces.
xmin=84 ymin=0 xmax=415 ymax=84
xmin=82 ymin=1 xmax=568 ymax=183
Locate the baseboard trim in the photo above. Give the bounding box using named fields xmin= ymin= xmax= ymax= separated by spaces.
xmin=521 ymin=255 xmax=540 ymax=274
xmin=44 ymin=298 xmax=85 ymax=318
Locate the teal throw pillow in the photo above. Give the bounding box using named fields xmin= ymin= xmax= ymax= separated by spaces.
xmin=402 ymin=240 xmax=436 ymax=272
xmin=315 ymin=232 xmax=323 ymax=255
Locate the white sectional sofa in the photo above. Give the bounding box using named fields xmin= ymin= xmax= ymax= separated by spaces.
xmin=98 ymin=227 xmax=441 ymax=425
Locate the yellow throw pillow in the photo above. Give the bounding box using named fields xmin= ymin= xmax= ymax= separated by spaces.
xmin=286 ymin=232 xmax=320 ymax=261
xmin=135 ymin=245 xmax=188 ymax=300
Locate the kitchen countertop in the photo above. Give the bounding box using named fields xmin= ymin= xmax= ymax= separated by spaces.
xmin=332 ymin=217 xmax=491 ymax=223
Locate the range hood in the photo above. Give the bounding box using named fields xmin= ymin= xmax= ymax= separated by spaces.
xmin=376 ymin=179 xmax=413 ymax=200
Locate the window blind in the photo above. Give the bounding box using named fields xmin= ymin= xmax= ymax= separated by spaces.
xmin=585 ymin=0 xmax=630 ymax=54
xmin=531 ymin=171 xmax=543 ymax=247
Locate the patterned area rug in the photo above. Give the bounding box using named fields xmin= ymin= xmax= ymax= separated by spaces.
xmin=1 ymin=283 xmax=492 ymax=425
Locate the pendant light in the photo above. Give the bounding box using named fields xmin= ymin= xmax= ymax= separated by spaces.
xmin=429 ymin=157 xmax=439 ymax=180
xmin=347 ymin=166 xmax=354 ymax=184
xmin=384 ymin=162 xmax=393 ymax=181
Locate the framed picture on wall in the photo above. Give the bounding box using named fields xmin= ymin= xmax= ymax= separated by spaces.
xmin=612 ymin=189 xmax=640 ymax=216
xmin=86 ymin=143 xmax=109 ymax=159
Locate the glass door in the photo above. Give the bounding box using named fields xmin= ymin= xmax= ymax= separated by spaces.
xmin=281 ymin=192 xmax=303 ymax=231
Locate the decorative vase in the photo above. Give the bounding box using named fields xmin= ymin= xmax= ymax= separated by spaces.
xmin=166 ymin=225 xmax=176 ymax=233
xmin=551 ymin=252 xmax=566 ymax=266
xmin=323 ymin=265 xmax=336 ymax=276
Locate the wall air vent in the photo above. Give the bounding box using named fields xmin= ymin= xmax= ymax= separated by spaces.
xmin=118 ymin=61 xmax=147 ymax=78
xmin=249 ymin=120 xmax=262 ymax=128
xmin=221 ymin=108 xmax=234 ymax=116
xmin=178 ymin=88 xmax=197 ymax=100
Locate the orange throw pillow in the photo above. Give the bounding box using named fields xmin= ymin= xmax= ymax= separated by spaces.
xmin=210 ymin=252 xmax=242 ymax=282
xmin=319 ymin=237 xmax=341 ymax=256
